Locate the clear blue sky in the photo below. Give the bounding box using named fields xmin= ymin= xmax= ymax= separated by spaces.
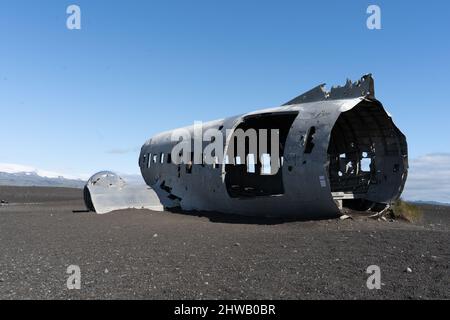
xmin=1 ymin=0 xmax=449 ymax=178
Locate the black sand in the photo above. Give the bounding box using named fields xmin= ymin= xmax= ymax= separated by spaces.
xmin=0 ymin=186 xmax=448 ymax=299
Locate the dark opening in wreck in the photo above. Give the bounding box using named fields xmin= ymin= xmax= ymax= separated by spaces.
xmin=225 ymin=112 xmax=298 ymax=198
xmin=328 ymin=99 xmax=408 ymax=211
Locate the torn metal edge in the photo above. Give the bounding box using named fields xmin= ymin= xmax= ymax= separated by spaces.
xmin=283 ymin=74 xmax=375 ymax=105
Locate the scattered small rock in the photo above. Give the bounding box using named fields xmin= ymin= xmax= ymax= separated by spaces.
xmin=405 ymin=267 xmax=412 ymax=273
xmin=234 ymin=242 xmax=241 ymax=247
xmin=153 ymin=233 xmax=158 ymax=238
xmin=104 ymin=268 xmax=109 ymax=274
xmin=340 ymin=215 xmax=352 ymax=220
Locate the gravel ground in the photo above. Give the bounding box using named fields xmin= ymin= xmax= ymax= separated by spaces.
xmin=0 ymin=186 xmax=448 ymax=300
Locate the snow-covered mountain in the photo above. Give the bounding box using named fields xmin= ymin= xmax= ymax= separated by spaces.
xmin=0 ymin=163 xmax=86 ymax=188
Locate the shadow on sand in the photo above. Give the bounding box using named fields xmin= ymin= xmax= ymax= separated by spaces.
xmin=167 ymin=207 xmax=338 ymax=225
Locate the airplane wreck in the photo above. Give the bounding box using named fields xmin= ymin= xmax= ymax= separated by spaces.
xmin=84 ymin=74 xmax=408 ymax=218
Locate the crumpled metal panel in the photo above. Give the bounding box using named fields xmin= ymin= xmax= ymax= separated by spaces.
xmin=84 ymin=171 xmax=163 ymax=214
xmin=283 ymin=74 xmax=374 ymax=105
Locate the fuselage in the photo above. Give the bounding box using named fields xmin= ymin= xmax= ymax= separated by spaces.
xmin=139 ymin=77 xmax=408 ymax=218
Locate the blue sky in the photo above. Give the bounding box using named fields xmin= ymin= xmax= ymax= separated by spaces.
xmin=0 ymin=1 xmax=449 ymax=201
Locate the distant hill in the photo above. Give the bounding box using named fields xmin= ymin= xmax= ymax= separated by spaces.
xmin=0 ymin=171 xmax=85 ymax=189
xmin=410 ymin=200 xmax=450 ymax=207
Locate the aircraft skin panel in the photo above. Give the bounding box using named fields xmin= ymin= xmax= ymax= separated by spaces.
xmin=84 ymin=171 xmax=164 ymax=214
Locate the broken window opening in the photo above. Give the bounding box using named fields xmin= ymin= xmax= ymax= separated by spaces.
xmin=225 ymin=112 xmax=298 ymax=198
xmin=261 ymin=153 xmax=271 ymax=175
xmin=143 ymin=153 xmax=150 ymax=169
xmin=212 ymin=156 xmax=219 ymax=169
xmin=160 ymin=153 xmax=165 ymax=164
xmin=147 ymin=153 xmax=151 ymax=168
xmin=247 ymin=154 xmax=256 ymax=173
xmin=186 ymin=152 xmax=193 ymax=174
xmin=304 ymin=126 xmax=316 ymax=154
xmin=361 ymin=157 xmax=371 ymax=172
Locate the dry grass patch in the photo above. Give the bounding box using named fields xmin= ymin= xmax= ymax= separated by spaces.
xmin=391 ymin=199 xmax=423 ymax=223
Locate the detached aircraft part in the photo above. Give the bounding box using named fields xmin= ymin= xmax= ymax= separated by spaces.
xmin=138 ymin=74 xmax=408 ymax=219
xmin=84 ymin=171 xmax=163 ymax=214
